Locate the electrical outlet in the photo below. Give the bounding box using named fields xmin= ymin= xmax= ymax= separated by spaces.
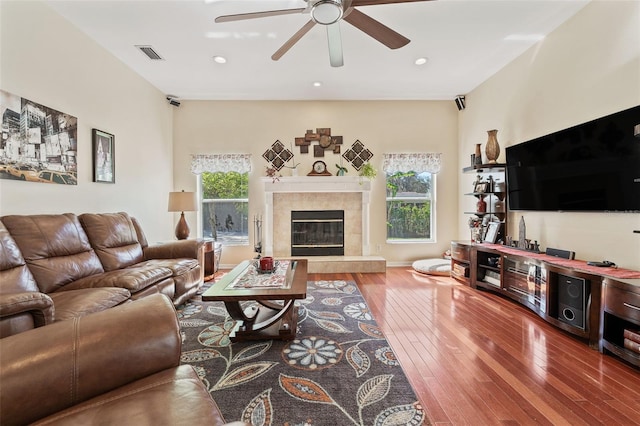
xmin=376 ymin=244 xmax=381 ymax=253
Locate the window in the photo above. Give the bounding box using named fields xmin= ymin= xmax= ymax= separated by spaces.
xmin=191 ymin=154 xmax=252 ymax=246
xmin=386 ymin=171 xmax=435 ymax=241
xmin=382 ymin=153 xmax=441 ymax=243
xmin=200 ymin=171 xmax=249 ymax=245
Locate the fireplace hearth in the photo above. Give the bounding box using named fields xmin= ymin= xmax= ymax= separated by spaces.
xmin=291 ymin=210 xmax=344 ymax=256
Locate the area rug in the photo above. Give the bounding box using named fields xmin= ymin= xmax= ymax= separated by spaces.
xmin=177 ymin=279 xmax=426 ymax=425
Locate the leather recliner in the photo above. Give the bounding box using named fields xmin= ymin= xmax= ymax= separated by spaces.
xmin=0 ymin=293 xmax=232 ymax=425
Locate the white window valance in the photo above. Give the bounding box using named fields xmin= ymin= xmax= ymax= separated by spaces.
xmin=382 ymin=153 xmax=442 ymax=174
xmin=190 ymin=154 xmax=252 ymax=174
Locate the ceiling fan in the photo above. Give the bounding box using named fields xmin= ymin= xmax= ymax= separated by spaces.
xmin=215 ymin=0 xmax=433 ymax=67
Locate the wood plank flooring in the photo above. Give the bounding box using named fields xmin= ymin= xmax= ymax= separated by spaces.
xmin=308 ymin=267 xmax=640 ymax=425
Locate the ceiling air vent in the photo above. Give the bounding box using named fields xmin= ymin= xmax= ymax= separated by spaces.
xmin=136 ymin=45 xmax=164 ymax=60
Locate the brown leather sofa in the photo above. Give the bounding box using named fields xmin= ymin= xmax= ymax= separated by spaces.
xmin=0 ymin=212 xmax=204 ymax=338
xmin=0 ymin=293 xmax=231 ymax=425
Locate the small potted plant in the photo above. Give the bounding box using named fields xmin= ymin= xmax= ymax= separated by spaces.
xmin=359 ymin=163 xmax=377 ymax=180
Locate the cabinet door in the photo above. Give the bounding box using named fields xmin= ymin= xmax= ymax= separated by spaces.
xmin=503 ymin=256 xmax=545 ymax=313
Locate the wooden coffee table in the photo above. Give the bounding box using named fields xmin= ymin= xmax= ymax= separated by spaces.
xmin=202 ymin=258 xmax=307 ymax=342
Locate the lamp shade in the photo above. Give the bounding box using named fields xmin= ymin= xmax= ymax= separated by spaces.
xmin=168 ymin=191 xmax=197 ymax=212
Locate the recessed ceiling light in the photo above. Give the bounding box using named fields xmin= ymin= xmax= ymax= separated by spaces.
xmin=313 ymin=81 xmax=322 ymax=87
xmin=414 ymin=57 xmax=428 ymax=66
xmin=213 ymin=56 xmax=227 ymax=64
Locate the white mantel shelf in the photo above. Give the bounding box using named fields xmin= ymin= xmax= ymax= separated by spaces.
xmin=261 ymin=176 xmax=371 ymax=193
xmin=260 ymin=176 xmax=372 ymax=257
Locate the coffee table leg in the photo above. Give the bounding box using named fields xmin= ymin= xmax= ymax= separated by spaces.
xmin=224 ymin=301 xmax=258 ymax=324
xmin=225 ymin=299 xmax=298 ymax=341
xmin=257 ymin=300 xmax=296 ymax=337
xmin=257 ymin=300 xmax=283 ymax=310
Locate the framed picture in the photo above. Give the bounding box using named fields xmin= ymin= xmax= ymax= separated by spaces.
xmin=484 ymin=221 xmax=500 ymax=243
xmin=474 ymin=182 xmax=488 ymax=193
xmin=92 ymin=129 xmax=115 ymax=183
xmin=1 ymin=90 xmax=78 ymax=185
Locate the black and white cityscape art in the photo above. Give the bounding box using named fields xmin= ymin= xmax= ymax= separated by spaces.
xmin=0 ymin=90 xmax=78 ymax=185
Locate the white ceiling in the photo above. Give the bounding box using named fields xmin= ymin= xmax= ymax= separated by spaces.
xmin=47 ymin=0 xmax=590 ymax=101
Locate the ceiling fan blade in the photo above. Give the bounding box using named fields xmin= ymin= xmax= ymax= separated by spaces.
xmin=343 ymin=8 xmax=410 ymax=49
xmin=327 ymin=23 xmax=344 ymax=67
xmin=272 ymin=20 xmax=317 ymax=61
xmin=215 ymin=8 xmax=306 ymax=23
xmin=351 ymin=0 xmax=433 ymax=6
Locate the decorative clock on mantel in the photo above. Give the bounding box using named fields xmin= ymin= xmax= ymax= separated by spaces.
xmin=307 ymin=160 xmax=332 ymax=176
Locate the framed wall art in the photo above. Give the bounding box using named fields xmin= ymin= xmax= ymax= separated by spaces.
xmin=92 ymin=129 xmax=115 ymax=183
xmin=0 ymin=90 xmax=78 ymax=185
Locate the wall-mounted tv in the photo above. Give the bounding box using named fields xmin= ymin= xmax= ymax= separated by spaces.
xmin=506 ymin=105 xmax=640 ymax=212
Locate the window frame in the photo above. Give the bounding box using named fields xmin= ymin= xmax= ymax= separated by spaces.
xmin=198 ymin=171 xmax=250 ymax=246
xmin=385 ymin=171 xmax=436 ymax=244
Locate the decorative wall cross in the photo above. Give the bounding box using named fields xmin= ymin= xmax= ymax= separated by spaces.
xmin=295 ymin=128 xmax=343 ymax=157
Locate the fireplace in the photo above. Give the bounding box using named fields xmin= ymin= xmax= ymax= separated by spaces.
xmin=261 ymin=176 xmax=371 ymax=257
xmin=291 ymin=210 xmax=344 ymax=256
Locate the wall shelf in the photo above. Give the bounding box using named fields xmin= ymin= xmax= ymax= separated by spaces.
xmin=463 ymin=164 xmax=507 ymax=244
xmin=462 ymin=163 xmax=507 ymax=173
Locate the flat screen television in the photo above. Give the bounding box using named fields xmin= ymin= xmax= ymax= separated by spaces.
xmin=506 ymin=105 xmax=640 ymax=212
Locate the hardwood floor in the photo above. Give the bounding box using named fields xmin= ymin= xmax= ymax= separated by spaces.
xmin=308 ymin=267 xmax=640 ymax=425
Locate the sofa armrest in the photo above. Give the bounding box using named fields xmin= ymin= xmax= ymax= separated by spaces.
xmin=143 ymin=238 xmax=204 ymax=260
xmin=0 ymin=293 xmax=181 ymax=425
xmin=0 ymin=292 xmax=54 ymax=333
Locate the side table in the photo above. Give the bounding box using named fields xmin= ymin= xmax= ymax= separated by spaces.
xmin=203 ymin=240 xmax=222 ymax=281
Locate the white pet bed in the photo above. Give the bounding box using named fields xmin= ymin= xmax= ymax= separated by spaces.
xmin=412 ymin=258 xmax=452 ymax=276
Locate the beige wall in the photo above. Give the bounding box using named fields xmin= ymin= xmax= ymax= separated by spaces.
xmin=173 ymin=100 xmax=459 ymax=266
xmin=0 ymin=1 xmax=176 ymax=242
xmin=458 ymin=1 xmax=640 ymax=269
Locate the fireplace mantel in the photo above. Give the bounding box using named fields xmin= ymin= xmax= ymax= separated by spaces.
xmin=261 ymin=176 xmax=371 ymax=193
xmin=260 ymin=176 xmax=372 ymax=257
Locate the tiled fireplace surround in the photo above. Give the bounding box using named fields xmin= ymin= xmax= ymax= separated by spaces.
xmin=261 ymin=176 xmax=371 ymax=258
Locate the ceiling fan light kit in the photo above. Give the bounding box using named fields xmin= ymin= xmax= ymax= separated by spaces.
xmin=215 ymin=0 xmax=433 ymax=67
xmin=311 ymin=0 xmax=344 ymax=25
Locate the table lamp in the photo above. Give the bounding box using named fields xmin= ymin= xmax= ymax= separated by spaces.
xmin=168 ymin=190 xmax=197 ymax=240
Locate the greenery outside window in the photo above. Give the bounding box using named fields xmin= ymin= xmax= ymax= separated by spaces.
xmin=383 ymin=153 xmax=441 ymax=243
xmin=386 ymin=171 xmax=434 ymax=242
xmin=191 ymin=154 xmax=252 ymax=246
xmin=201 ymin=171 xmax=248 ymax=245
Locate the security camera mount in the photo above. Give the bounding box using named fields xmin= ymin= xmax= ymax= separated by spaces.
xmin=166 ymin=95 xmax=180 ymax=107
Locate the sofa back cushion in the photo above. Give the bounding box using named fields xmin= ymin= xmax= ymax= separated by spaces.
xmin=1 ymin=214 xmax=105 ymax=293
xmin=131 ymin=216 xmax=149 ymax=249
xmin=79 ymin=212 xmax=144 ymax=271
xmin=0 ymin=221 xmax=39 ymax=293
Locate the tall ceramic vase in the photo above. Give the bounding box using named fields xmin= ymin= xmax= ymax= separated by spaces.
xmin=485 ymin=129 xmax=500 ymax=163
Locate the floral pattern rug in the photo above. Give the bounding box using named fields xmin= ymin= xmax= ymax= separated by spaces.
xmin=177 ymin=280 xmax=427 ymax=425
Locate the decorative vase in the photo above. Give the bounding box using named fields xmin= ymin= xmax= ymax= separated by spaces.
xmin=485 ymin=129 xmax=500 ymax=164
xmin=474 ymin=144 xmax=483 ymax=165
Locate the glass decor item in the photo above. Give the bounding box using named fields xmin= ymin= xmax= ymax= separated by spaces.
xmin=485 ymin=129 xmax=500 ymax=163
